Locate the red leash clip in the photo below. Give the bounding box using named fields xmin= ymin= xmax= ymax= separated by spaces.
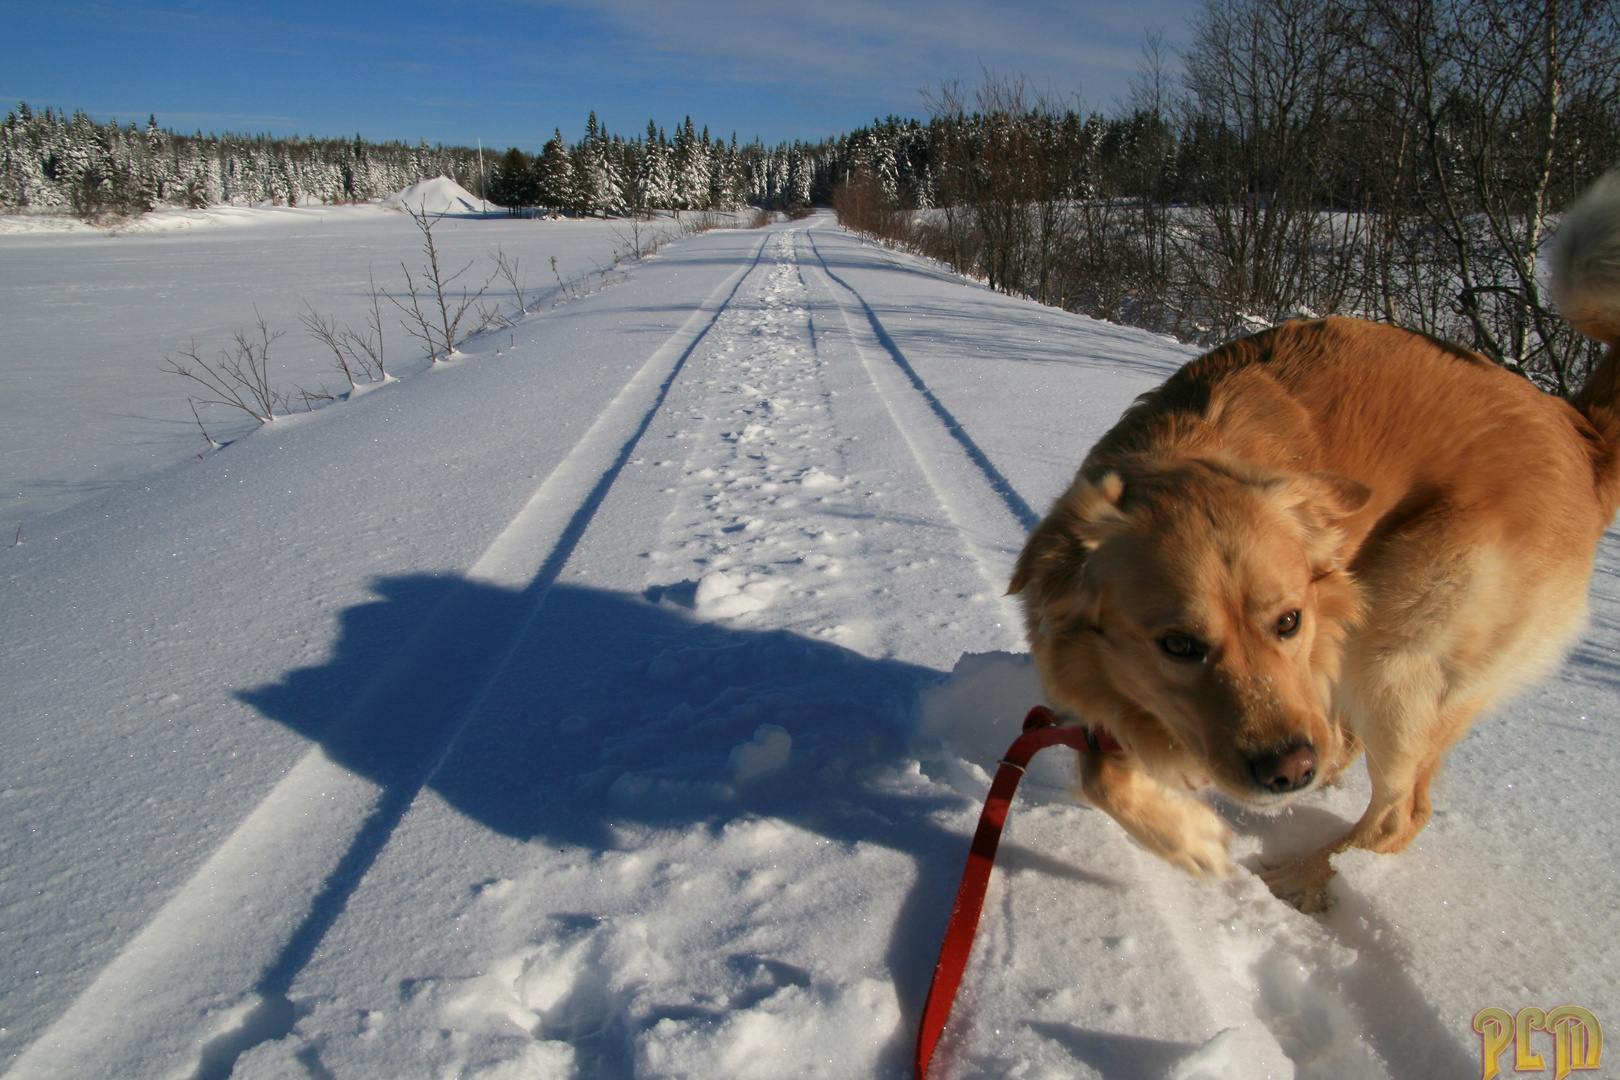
xmin=914 ymin=705 xmax=1118 ymax=1079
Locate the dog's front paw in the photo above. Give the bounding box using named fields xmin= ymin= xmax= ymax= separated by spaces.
xmin=1259 ymin=852 xmax=1335 ymax=912
xmin=1158 ymin=801 xmax=1234 ymax=881
xmin=1082 ymin=755 xmax=1233 ymax=881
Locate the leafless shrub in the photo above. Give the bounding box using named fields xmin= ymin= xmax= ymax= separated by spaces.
xmin=680 ymin=210 xmax=726 ymax=235
xmin=386 ymin=206 xmax=492 ymax=362
xmin=833 ymin=167 xmax=912 ymax=245
xmin=354 ymin=265 xmax=390 ymax=380
xmin=161 ymin=311 xmax=288 ymax=424
xmin=551 ymin=255 xmax=581 ymax=302
xmin=611 ymin=215 xmax=687 ymax=263
xmin=749 ymin=207 xmax=773 ymax=228
xmin=473 ymin=248 xmax=535 ymax=331
xmin=612 ymin=218 xmax=651 ymax=261
xmin=188 ymin=399 xmax=219 ymax=449
xmin=301 ymin=304 xmax=361 ymax=390
xmin=493 ymin=249 xmax=529 ymax=314
xmin=301 ymin=271 xmax=394 ymax=390
xmin=291 ymin=383 xmax=336 ymax=410
xmin=543 ymin=253 xmax=634 ymax=309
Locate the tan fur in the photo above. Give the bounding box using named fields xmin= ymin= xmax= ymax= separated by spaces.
xmin=1010 ymin=173 xmax=1620 ymax=911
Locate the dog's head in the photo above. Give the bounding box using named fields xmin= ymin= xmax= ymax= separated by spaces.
xmin=1009 ymin=458 xmax=1367 ymax=804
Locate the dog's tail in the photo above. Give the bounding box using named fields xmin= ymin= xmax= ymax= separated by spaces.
xmin=1554 ymin=171 xmax=1620 ymax=497
xmin=1555 ymin=172 xmax=1620 ymax=395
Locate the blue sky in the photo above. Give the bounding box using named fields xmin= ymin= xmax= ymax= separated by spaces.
xmin=2 ymin=1 xmax=1202 ymax=151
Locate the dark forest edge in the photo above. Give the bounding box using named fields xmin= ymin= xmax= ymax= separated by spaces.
xmin=5 ymin=0 xmax=1619 ymax=397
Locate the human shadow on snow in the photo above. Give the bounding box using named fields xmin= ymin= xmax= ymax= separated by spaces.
xmin=232 ymin=561 xmax=1506 ymax=1080
xmin=236 ymin=573 xmax=1123 ymax=1078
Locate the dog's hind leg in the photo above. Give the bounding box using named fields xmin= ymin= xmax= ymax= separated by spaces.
xmin=1337 ymin=650 xmax=1472 ymax=851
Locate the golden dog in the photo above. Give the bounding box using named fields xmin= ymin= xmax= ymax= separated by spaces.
xmin=1009 ymin=174 xmax=1620 ymax=911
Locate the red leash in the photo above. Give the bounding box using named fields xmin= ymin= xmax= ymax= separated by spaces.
xmin=914 ymin=705 xmax=1121 ymax=1079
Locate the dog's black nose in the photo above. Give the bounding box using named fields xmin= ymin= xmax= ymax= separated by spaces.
xmin=1248 ymin=742 xmax=1318 ymax=794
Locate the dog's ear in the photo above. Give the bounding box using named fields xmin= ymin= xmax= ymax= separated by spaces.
xmin=1265 ymin=471 xmax=1370 ymax=573
xmin=1008 ymin=473 xmax=1128 ymax=596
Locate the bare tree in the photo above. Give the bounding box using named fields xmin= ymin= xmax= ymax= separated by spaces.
xmin=1175 ymin=0 xmax=1354 ymax=334
xmin=493 ymin=249 xmax=528 ymax=314
xmin=356 ymin=264 xmax=390 ymax=381
xmin=301 ymin=266 xmax=391 ymax=388
xmin=301 ymin=304 xmax=363 ymax=391
xmin=1354 ymin=0 xmax=1619 ymax=392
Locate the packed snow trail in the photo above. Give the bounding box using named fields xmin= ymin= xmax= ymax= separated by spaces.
xmin=2 ymin=214 xmax=1618 ymax=1079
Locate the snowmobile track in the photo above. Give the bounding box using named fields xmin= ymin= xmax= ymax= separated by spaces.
xmin=804 ymin=229 xmax=1034 ymax=614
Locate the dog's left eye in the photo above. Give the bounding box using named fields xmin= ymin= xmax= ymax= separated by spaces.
xmin=1158 ymin=633 xmax=1208 ymax=661
xmin=1276 ymin=610 xmax=1302 ymax=638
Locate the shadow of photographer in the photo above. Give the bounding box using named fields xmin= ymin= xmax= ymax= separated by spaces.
xmin=235 ymin=573 xmax=1103 ymax=1074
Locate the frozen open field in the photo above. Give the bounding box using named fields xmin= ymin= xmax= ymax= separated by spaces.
xmin=0 ymin=200 xmax=636 ymax=529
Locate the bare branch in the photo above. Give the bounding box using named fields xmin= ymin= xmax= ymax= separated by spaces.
xmin=160 ymin=312 xmax=287 ymax=424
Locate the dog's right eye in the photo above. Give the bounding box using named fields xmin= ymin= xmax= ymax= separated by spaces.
xmin=1158 ymin=633 xmax=1207 ymax=662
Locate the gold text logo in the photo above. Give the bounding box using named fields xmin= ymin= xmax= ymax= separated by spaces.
xmin=1474 ymin=1006 xmax=1602 ymax=1080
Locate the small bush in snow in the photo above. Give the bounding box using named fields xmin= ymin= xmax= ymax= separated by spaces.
xmin=161 ymin=311 xmax=289 ymax=425
xmin=387 ymin=206 xmax=492 ymax=363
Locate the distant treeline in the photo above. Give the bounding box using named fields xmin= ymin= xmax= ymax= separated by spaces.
xmin=0 ymin=101 xmax=850 ymax=220
xmin=831 ymin=0 xmax=1620 ymax=399
xmin=485 ymin=112 xmax=823 ymax=215
xmin=0 ymin=103 xmax=490 ymax=217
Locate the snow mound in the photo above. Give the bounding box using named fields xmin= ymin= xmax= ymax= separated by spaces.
xmin=916 ymin=650 xmax=1045 ymax=769
xmin=382 ymin=176 xmax=487 ymax=216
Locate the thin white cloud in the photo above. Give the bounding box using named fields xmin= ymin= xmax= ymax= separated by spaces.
xmin=521 ymin=0 xmax=1197 ymax=114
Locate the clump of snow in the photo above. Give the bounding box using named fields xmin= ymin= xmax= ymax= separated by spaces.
xmin=916 ymin=650 xmax=1046 ymax=769
xmin=382 ymin=175 xmax=490 ymax=216
xmin=798 ymin=467 xmax=844 ymax=489
xmin=1166 ymin=1029 xmax=1243 ymax=1080
xmin=727 ymin=723 xmax=792 ymax=783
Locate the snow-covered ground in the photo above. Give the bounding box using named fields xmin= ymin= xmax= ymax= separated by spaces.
xmin=2 ymin=211 xmax=1618 ymax=1080
xmin=0 ymin=195 xmax=638 ymax=530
